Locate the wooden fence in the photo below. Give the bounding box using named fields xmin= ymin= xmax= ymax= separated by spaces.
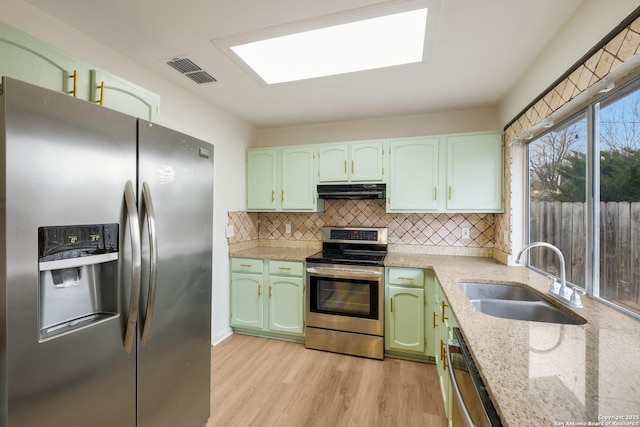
xmin=529 ymin=201 xmax=640 ymax=308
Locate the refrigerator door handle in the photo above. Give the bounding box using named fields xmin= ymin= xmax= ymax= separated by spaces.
xmin=140 ymin=181 xmax=158 ymax=345
xmin=123 ymin=180 xmax=142 ymax=353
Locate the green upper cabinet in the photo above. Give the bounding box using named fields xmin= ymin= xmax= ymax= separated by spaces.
xmin=350 ymin=141 xmax=384 ymax=182
xmin=0 ymin=22 xmax=80 ymax=97
xmin=246 ymin=146 xmax=322 ymax=212
xmin=446 ymin=132 xmax=503 ymax=212
xmin=318 ymin=141 xmax=384 ymax=183
xmin=0 ymin=22 xmax=160 ymax=121
xmin=90 ymin=69 xmax=160 ymax=122
xmin=281 ymin=146 xmax=318 ymax=210
xmin=387 ymin=137 xmax=439 ymax=212
xmin=317 ymin=144 xmax=349 ymax=182
xmin=246 ymin=148 xmax=278 ymax=211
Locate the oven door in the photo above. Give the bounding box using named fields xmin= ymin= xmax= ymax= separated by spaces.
xmin=306 ymin=265 xmax=384 ymax=336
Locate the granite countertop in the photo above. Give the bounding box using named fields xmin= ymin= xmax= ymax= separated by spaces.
xmin=228 ymin=244 xmax=319 ymax=261
xmin=385 ymin=253 xmax=640 ymax=427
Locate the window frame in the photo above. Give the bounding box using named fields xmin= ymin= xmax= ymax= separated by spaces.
xmin=523 ymin=74 xmax=640 ymax=320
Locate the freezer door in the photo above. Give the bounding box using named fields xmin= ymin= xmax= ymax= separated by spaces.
xmin=1 ymin=77 xmax=137 ymax=427
xmin=137 ymin=119 xmax=213 ymax=427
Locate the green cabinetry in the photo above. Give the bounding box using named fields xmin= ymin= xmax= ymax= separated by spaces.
xmin=387 ymin=131 xmax=503 ymax=213
xmin=230 ymin=257 xmax=305 ymax=341
xmin=446 ymin=132 xmax=502 ymax=211
xmin=0 ymin=22 xmax=160 ymax=121
xmin=433 ymin=277 xmax=458 ymax=425
xmin=387 ymin=137 xmax=440 ymax=212
xmin=246 ymin=146 xmax=322 ymax=212
xmin=318 ymin=141 xmax=384 ymax=183
xmin=384 ymin=267 xmax=437 ymax=360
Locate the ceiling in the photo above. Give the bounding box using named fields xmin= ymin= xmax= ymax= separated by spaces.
xmin=23 ymin=0 xmax=583 ymax=129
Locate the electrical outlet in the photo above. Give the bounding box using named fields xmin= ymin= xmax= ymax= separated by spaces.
xmin=225 ymin=225 xmax=234 ymax=238
xmin=285 ymin=223 xmax=292 ymax=234
xmin=503 ymin=230 xmax=509 ymax=245
xmin=461 ymin=227 xmax=470 ymax=239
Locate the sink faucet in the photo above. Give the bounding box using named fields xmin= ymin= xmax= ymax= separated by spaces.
xmin=515 ymin=242 xmax=583 ymax=308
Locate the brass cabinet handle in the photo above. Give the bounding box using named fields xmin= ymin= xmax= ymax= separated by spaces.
xmin=67 ymin=70 xmax=78 ymax=97
xmin=239 ymin=263 xmax=252 ymax=268
xmin=440 ymin=339 xmax=444 ymax=361
xmin=279 ymin=267 xmax=291 ymax=271
xmin=448 ymin=186 xmax=452 ymax=200
xmin=352 ymin=160 xmax=355 ymax=173
xmin=433 ymin=311 xmax=437 ymax=329
xmin=344 ymin=160 xmax=347 ymax=173
xmin=434 ymin=187 xmax=437 ymax=200
xmin=398 ymin=276 xmax=414 ymax=281
xmin=95 ymin=81 xmax=105 ymax=105
xmin=390 ymin=298 xmax=393 ymax=312
xmin=271 ymin=190 xmax=275 ymax=202
xmin=258 ymin=285 xmax=261 ymax=298
xmin=281 ymin=190 xmax=284 ymax=202
xmin=269 ymin=285 xmax=272 ymax=298
xmin=441 ymin=301 xmax=448 ymax=323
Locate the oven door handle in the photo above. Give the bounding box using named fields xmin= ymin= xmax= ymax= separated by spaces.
xmin=306 ymin=267 xmax=383 ymax=279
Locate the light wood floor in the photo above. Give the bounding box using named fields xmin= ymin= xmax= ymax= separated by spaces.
xmin=207 ymin=334 xmax=447 ymax=427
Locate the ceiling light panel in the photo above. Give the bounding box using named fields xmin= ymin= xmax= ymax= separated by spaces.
xmin=229 ymin=8 xmax=428 ymax=85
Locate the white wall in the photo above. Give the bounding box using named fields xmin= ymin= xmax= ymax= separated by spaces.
xmin=2 ymin=0 xmax=254 ymax=344
xmin=498 ymin=0 xmax=640 ymax=127
xmin=255 ymin=107 xmax=498 ymax=147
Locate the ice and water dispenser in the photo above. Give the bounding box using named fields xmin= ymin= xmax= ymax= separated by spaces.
xmin=38 ymin=224 xmax=119 ymax=341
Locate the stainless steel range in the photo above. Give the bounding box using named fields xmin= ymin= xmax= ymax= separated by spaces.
xmin=305 ymin=226 xmax=388 ymax=360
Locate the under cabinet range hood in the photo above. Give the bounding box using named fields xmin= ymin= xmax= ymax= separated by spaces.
xmin=317 ymin=183 xmax=386 ymax=199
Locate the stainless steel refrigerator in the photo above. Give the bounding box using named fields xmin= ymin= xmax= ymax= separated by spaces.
xmin=0 ymin=77 xmax=213 ymax=427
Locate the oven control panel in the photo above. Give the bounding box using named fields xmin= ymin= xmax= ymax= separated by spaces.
xmin=323 ymin=227 xmax=388 ymax=245
xmin=330 ymin=229 xmax=377 ymax=241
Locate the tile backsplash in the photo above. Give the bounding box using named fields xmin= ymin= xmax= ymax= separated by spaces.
xmin=227 ymin=199 xmax=494 ymax=252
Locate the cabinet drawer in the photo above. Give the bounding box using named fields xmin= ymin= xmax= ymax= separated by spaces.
xmin=388 ymin=268 xmax=424 ymax=287
xmin=269 ymin=260 xmax=304 ymax=276
xmin=231 ymin=258 xmax=264 ymax=273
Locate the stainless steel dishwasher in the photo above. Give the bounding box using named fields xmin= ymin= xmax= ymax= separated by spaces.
xmin=447 ymin=328 xmax=502 ymax=427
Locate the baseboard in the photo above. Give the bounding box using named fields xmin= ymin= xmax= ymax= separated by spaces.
xmin=212 ymin=327 xmax=233 ymax=346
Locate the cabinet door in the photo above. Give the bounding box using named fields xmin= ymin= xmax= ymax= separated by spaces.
xmin=388 ymin=137 xmax=439 ymax=211
xmin=0 ymin=22 xmax=78 ymax=96
xmin=268 ymin=276 xmax=304 ymax=334
xmin=446 ymin=132 xmax=502 ymax=211
xmin=246 ymin=149 xmax=278 ymax=211
xmin=90 ymin=69 xmax=160 ymax=121
xmin=318 ymin=144 xmax=349 ymax=182
xmin=230 ymin=273 xmax=264 ymax=329
xmin=387 ymin=286 xmax=425 ymax=353
xmin=350 ymin=141 xmax=384 ymax=182
xmin=281 ymin=146 xmax=316 ymax=210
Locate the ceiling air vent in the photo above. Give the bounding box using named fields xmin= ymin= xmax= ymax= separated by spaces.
xmin=166 ymin=57 xmax=217 ymax=84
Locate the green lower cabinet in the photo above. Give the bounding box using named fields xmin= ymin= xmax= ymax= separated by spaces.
xmin=230 ymin=257 xmax=305 ymax=340
xmin=230 ymin=272 xmax=264 ymax=329
xmin=268 ymin=275 xmax=304 ymax=334
xmin=433 ymin=278 xmax=458 ymax=426
xmin=385 ymin=267 xmax=430 ymax=359
xmin=387 ymin=286 xmax=425 ymax=352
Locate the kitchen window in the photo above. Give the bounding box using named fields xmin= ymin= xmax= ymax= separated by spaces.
xmin=525 ymin=77 xmax=640 ymax=318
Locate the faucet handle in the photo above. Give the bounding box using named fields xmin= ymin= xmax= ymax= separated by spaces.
xmin=569 ymin=287 xmax=585 ymax=308
xmin=548 ymin=277 xmax=560 ymax=294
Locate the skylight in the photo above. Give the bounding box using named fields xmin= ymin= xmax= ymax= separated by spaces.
xmin=229 ymin=8 xmax=428 ymax=84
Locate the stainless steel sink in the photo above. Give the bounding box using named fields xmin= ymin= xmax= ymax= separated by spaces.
xmin=458 ymin=282 xmax=586 ymax=325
